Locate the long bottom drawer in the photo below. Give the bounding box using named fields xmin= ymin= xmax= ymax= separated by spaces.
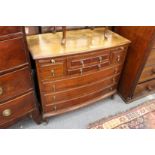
xmin=0 ymin=91 xmax=35 ymax=126
xmin=43 ymin=84 xmax=116 ymax=116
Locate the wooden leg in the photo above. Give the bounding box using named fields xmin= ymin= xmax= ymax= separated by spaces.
xmin=111 ymin=94 xmax=115 ymax=99
xmin=31 ymin=109 xmax=42 ymax=124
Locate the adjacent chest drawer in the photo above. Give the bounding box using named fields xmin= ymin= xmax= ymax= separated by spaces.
xmin=0 ymin=91 xmax=35 ymax=126
xmin=67 ymin=49 xmax=110 ymax=69
xmin=145 ymin=49 xmax=155 ymax=66
xmin=43 ymin=75 xmax=119 ymax=105
xmin=0 ymin=26 xmax=22 ymax=36
xmin=0 ymin=67 xmax=33 ymax=103
xmin=0 ymin=37 xmax=28 ymax=72
xmin=134 ymin=79 xmax=155 ymax=97
xmin=42 ymin=65 xmax=122 ymax=93
xmin=37 ymin=57 xmax=66 ymax=81
xmin=139 ymin=65 xmax=155 ymax=83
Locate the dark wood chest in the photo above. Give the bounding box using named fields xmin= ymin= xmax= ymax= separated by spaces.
xmin=0 ymin=26 xmax=40 ymax=128
xmin=115 ymin=26 xmax=155 ymax=102
xmin=27 ymin=28 xmax=130 ymax=120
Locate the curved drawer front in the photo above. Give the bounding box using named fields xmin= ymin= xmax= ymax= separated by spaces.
xmin=44 ymin=85 xmax=117 ymax=113
xmin=0 ymin=91 xmax=35 ymax=126
xmin=0 ymin=37 xmax=28 ymax=72
xmin=134 ymin=79 xmax=155 ymax=98
xmin=139 ymin=65 xmax=155 ymax=83
xmin=43 ymin=75 xmax=119 ymax=105
xmin=0 ymin=67 xmax=33 ymax=103
xmin=42 ymin=65 xmax=122 ymax=93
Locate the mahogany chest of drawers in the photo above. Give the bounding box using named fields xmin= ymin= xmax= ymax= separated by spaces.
xmin=27 ymin=28 xmax=130 ymax=120
xmin=115 ymin=26 xmax=155 ymax=102
xmin=0 ymin=26 xmax=40 ymax=128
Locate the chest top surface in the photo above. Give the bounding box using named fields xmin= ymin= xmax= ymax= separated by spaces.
xmin=26 ymin=28 xmax=130 ymax=59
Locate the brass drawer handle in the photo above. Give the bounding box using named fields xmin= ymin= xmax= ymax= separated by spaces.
xmin=120 ymin=46 xmax=125 ymax=50
xmin=80 ymin=60 xmax=84 ymax=67
xmin=98 ymin=64 xmax=101 ymax=70
xmin=53 ymin=105 xmax=57 ymax=111
xmin=2 ymin=109 xmax=12 ymax=117
xmin=114 ymin=68 xmax=118 ymax=74
xmin=117 ymin=55 xmax=121 ymax=62
xmin=51 ymin=59 xmax=56 ymax=64
xmin=52 ymin=85 xmax=56 ymax=92
xmin=0 ymin=86 xmax=3 ymax=95
xmin=53 ymin=96 xmax=56 ymax=101
xmin=99 ymin=56 xmax=102 ymax=63
xmin=80 ymin=68 xmax=83 ymax=75
xmin=51 ymin=70 xmax=55 ymax=77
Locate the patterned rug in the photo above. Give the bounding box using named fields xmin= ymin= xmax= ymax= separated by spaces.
xmin=88 ymin=99 xmax=155 ymax=129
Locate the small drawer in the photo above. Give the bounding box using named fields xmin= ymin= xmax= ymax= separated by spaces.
xmin=42 ymin=65 xmax=122 ymax=93
xmin=38 ymin=57 xmax=65 ymax=65
xmin=39 ymin=63 xmax=64 ymax=80
xmin=67 ymin=49 xmax=110 ymax=69
xmin=0 ymin=26 xmax=22 ymax=36
xmin=0 ymin=37 xmax=28 ymax=72
xmin=139 ymin=65 xmax=155 ymax=83
xmin=0 ymin=67 xmax=33 ymax=103
xmin=111 ymin=50 xmax=126 ymax=64
xmin=68 ymin=61 xmax=110 ymax=76
xmin=0 ymin=91 xmax=35 ymax=126
xmin=134 ymin=79 xmax=155 ymax=97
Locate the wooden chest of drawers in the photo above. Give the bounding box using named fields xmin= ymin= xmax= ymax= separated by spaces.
xmin=115 ymin=26 xmax=155 ymax=102
xmin=27 ymin=28 xmax=130 ymax=120
xmin=0 ymin=26 xmax=40 ymax=128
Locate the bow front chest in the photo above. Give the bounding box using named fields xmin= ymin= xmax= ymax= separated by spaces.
xmin=27 ymin=28 xmax=130 ymax=119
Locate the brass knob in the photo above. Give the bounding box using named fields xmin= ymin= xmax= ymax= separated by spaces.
xmin=120 ymin=47 xmax=125 ymax=50
xmin=80 ymin=68 xmax=83 ymax=75
xmin=114 ymin=68 xmax=118 ymax=74
xmin=81 ymin=60 xmax=84 ymax=67
xmin=51 ymin=59 xmax=55 ymax=64
xmin=99 ymin=56 xmax=102 ymax=63
xmin=2 ymin=109 xmax=12 ymax=117
xmin=0 ymin=86 xmax=3 ymax=95
xmin=51 ymin=70 xmax=55 ymax=77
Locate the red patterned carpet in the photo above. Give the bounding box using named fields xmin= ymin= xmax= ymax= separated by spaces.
xmin=88 ymin=99 xmax=155 ymax=129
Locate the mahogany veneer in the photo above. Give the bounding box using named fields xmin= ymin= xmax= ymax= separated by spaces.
xmin=27 ymin=28 xmax=130 ymax=120
xmin=0 ymin=26 xmax=41 ymax=128
xmin=115 ymin=26 xmax=155 ymax=102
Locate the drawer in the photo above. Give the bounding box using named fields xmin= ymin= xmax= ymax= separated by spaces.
xmin=111 ymin=50 xmax=126 ymax=64
xmin=139 ymin=65 xmax=155 ymax=83
xmin=134 ymin=79 xmax=155 ymax=97
xmin=0 ymin=91 xmax=35 ymax=126
xmin=67 ymin=61 xmax=110 ymax=76
xmin=0 ymin=26 xmax=22 ymax=36
xmin=67 ymin=49 xmax=110 ymax=69
xmin=145 ymin=49 xmax=155 ymax=66
xmin=37 ymin=57 xmax=66 ymax=81
xmin=43 ymin=75 xmax=119 ymax=105
xmin=0 ymin=37 xmax=28 ymax=72
xmin=0 ymin=67 xmax=33 ymax=103
xmin=44 ymin=85 xmax=117 ymax=113
xmin=42 ymin=65 xmax=122 ymax=93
